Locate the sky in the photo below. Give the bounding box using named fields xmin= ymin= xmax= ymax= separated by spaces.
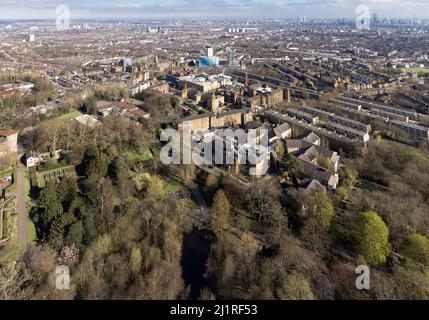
xmin=0 ymin=0 xmax=428 ymax=20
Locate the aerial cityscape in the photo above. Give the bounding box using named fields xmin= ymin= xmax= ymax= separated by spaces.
xmin=2 ymin=0 xmax=429 ymax=305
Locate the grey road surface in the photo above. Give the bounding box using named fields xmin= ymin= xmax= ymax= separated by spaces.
xmin=11 ymin=165 xmax=28 ymax=246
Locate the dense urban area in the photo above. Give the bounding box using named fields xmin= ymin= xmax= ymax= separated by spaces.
xmin=1 ymin=16 xmax=429 ymax=300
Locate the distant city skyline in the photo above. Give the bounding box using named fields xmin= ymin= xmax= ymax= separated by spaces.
xmin=0 ymin=0 xmax=429 ymax=20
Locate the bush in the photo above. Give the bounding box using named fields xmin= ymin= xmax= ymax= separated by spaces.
xmin=352 ymin=211 xmax=391 ymax=266
xmin=401 ymin=234 xmax=429 ymax=268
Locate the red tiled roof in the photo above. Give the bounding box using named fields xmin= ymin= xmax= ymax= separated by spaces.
xmin=0 ymin=129 xmax=18 ymax=137
xmin=128 ymin=108 xmax=148 ymax=117
xmin=115 ymin=102 xmax=139 ymax=111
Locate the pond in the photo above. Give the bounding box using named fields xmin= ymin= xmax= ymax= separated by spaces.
xmin=181 ymin=227 xmax=212 ymax=300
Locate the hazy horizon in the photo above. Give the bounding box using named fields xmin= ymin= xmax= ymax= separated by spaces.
xmin=0 ymin=0 xmax=428 ymax=21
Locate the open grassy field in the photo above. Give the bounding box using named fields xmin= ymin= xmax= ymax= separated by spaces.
xmin=55 ymin=110 xmax=83 ymax=121
xmin=401 ymin=67 xmax=429 ymax=74
xmin=27 ymin=218 xmax=37 ymax=245
xmin=161 ymin=180 xmax=184 ymax=196
xmin=36 ymin=109 xmax=83 ymax=128
xmin=123 ymin=149 xmax=153 ymax=164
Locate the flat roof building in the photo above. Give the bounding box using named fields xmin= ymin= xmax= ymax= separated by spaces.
xmin=324 ymin=122 xmax=370 ymax=142
xmin=390 ymin=120 xmax=429 ymax=140
xmin=329 ymin=114 xmax=370 ymax=133
xmin=301 ymin=106 xmax=334 ymax=120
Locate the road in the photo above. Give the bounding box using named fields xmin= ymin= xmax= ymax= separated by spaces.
xmin=11 ymin=165 xmax=28 ymax=246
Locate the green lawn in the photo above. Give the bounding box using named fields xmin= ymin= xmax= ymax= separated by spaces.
xmin=3 ymin=167 xmax=17 ymax=193
xmin=123 ymin=150 xmax=153 ymax=164
xmin=24 ymin=171 xmax=31 ymax=203
xmin=55 ymin=110 xmax=83 ymax=121
xmin=39 ymin=163 xmax=73 ymax=174
xmin=162 ymin=181 xmax=183 ymax=195
xmin=27 ymin=218 xmax=37 ymax=245
xmin=0 ymin=164 xmax=14 ymax=176
xmin=401 ymin=67 xmax=429 ymax=74
xmin=35 ymin=109 xmax=83 ymax=130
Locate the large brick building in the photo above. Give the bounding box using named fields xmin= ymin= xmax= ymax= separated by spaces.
xmin=177 ymin=109 xmax=253 ymax=133
xmin=244 ymin=87 xmax=288 ymax=111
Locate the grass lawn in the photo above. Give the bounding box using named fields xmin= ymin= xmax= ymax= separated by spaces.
xmin=27 ymin=218 xmax=37 ymax=245
xmin=123 ymin=150 xmax=153 ymax=164
xmin=55 ymin=110 xmax=83 ymax=121
xmin=162 ymin=181 xmax=183 ymax=195
xmin=0 ymin=164 xmax=14 ymax=177
xmin=401 ymin=67 xmax=429 ymax=74
xmin=36 ymin=109 xmax=83 ymax=130
xmin=3 ymin=167 xmax=17 ymax=193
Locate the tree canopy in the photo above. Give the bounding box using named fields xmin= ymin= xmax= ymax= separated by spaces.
xmin=352 ymin=211 xmax=391 ymax=266
xmin=211 ymin=189 xmax=230 ymax=236
xmin=401 ymin=234 xmax=429 ymax=268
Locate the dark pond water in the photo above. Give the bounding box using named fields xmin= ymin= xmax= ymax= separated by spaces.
xmin=181 ymin=228 xmax=212 ymax=300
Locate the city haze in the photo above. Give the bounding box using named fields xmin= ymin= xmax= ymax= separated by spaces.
xmin=0 ymin=0 xmax=429 ymax=20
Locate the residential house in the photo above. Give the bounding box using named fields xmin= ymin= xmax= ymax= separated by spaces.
xmin=25 ymin=150 xmax=63 ymax=168
xmin=128 ymin=80 xmax=151 ymax=96
xmin=75 ymin=115 xmax=100 ymax=128
xmin=304 ymin=179 xmax=326 ymax=193
xmin=274 ymin=122 xmax=292 ymax=140
xmin=285 ymin=132 xmax=340 ymax=189
xmin=96 ymin=101 xmax=150 ymax=120
xmin=0 ymin=130 xmax=18 ymax=157
xmin=25 ymin=151 xmax=41 ymax=168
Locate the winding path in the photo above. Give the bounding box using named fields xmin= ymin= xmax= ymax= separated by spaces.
xmin=11 ymin=164 xmax=28 ymax=246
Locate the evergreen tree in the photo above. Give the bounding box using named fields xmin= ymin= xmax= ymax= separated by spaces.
xmin=48 ymin=212 xmax=77 ymax=250
xmin=110 ymin=155 xmax=129 ymax=184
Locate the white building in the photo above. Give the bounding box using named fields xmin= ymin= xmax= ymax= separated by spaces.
xmin=0 ymin=130 xmax=18 ymax=157
xmin=205 ymin=46 xmax=214 ymax=57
